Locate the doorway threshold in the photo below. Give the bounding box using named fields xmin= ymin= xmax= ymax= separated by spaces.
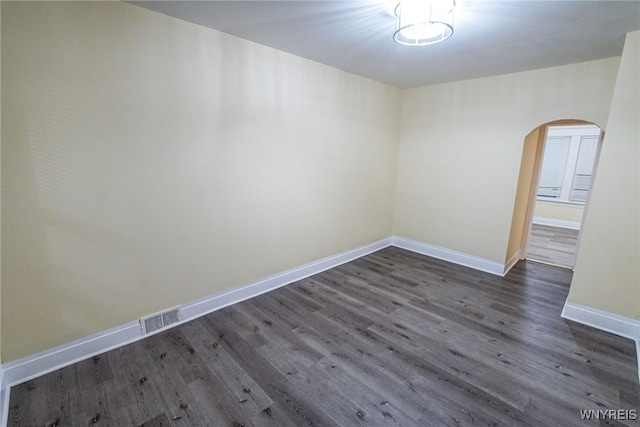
xmin=526 ymin=257 xmax=574 ymax=270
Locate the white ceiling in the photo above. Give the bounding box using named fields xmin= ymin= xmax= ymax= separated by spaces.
xmin=129 ymin=1 xmax=640 ymax=88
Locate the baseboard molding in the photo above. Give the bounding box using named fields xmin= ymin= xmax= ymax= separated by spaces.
xmin=637 ymin=340 xmax=640 ymax=383
xmin=533 ymin=216 xmax=581 ymax=230
xmin=2 ymin=238 xmax=635 ymax=425
xmin=0 ymin=365 xmax=5 ymax=427
xmin=0 ymin=237 xmax=392 ymax=393
xmin=182 ymin=237 xmax=391 ymax=320
xmin=2 ymin=235 xmax=506 ymax=394
xmin=561 ymin=301 xmax=640 ymax=339
xmin=391 ymin=236 xmax=505 ymax=276
xmin=503 ymin=248 xmax=524 ymax=276
xmin=0 ymin=390 xmax=6 ymax=427
xmin=2 ymin=321 xmax=142 ymax=391
xmin=562 ymin=300 xmax=640 ymax=381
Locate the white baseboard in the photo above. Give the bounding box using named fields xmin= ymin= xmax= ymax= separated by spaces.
xmin=2 ymin=237 xmax=636 ymax=426
xmin=562 ymin=300 xmax=640 ymax=382
xmin=533 ymin=216 xmax=581 ymax=230
xmin=391 ymin=235 xmax=505 ymax=276
xmin=3 ymin=235 xmax=508 ymax=397
xmin=561 ymin=301 xmax=640 ymax=340
xmin=182 ymin=237 xmax=391 ymax=320
xmin=503 ymin=248 xmax=524 ymax=276
xmin=0 ymin=237 xmax=392 ymax=392
xmin=0 ymin=365 xmax=5 ymax=427
xmin=637 ymin=340 xmax=640 ymax=383
xmin=1 ymin=322 xmax=142 ymax=389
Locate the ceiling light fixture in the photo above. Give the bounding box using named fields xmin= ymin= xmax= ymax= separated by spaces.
xmin=393 ymin=0 xmax=456 ymax=46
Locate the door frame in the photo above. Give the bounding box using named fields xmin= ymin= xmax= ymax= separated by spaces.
xmin=514 ymin=119 xmax=604 ymax=268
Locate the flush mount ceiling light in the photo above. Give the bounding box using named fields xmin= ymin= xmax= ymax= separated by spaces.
xmin=393 ymin=0 xmax=456 ymax=46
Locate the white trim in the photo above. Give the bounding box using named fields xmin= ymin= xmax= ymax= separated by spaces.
xmin=181 ymin=237 xmax=391 ymax=320
xmin=561 ymin=301 xmax=640 ymax=339
xmin=532 ymin=216 xmax=581 ymax=230
xmin=2 ymin=322 xmax=142 ymax=389
xmin=0 ymin=238 xmax=392 ymax=393
xmin=503 ymin=248 xmax=524 ymax=276
xmin=0 ymin=365 xmax=5 ymax=427
xmin=391 ymin=236 xmax=505 ymax=276
xmin=2 ymin=235 xmax=510 ymax=395
xmin=3 ymin=237 xmax=636 ymax=425
xmin=637 ymin=340 xmax=640 ymax=384
xmin=561 ymin=300 xmax=640 ymax=382
xmin=536 ymin=200 xmax=584 ymax=208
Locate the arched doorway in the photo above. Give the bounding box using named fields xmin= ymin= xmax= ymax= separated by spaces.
xmin=506 ymin=119 xmax=604 ymax=272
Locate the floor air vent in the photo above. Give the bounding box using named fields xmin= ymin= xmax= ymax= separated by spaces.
xmin=140 ymin=307 xmax=182 ymax=335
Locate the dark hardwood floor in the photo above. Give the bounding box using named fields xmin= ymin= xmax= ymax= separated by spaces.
xmin=9 ymin=247 xmax=640 ymax=426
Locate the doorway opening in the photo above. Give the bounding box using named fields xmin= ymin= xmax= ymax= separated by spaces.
xmin=527 ymin=123 xmax=602 ymax=268
xmin=506 ymin=120 xmax=603 ymax=272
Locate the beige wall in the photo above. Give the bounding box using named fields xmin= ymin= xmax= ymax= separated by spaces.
xmin=1 ymin=2 xmax=401 ymax=361
xmin=569 ymin=31 xmax=640 ymax=320
xmin=534 ymin=202 xmax=584 ymax=223
xmin=393 ymin=57 xmax=619 ymax=263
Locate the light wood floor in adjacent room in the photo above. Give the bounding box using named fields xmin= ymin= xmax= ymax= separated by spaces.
xmin=527 ymin=223 xmax=579 ymax=268
xmin=8 ymin=247 xmax=639 ymax=426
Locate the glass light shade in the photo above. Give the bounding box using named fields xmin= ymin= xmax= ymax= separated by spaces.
xmin=394 ymin=0 xmax=455 ymax=46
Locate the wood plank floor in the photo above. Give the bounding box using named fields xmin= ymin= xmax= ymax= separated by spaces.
xmin=9 ymin=247 xmax=639 ymax=426
xmin=527 ymin=223 xmax=579 ymax=268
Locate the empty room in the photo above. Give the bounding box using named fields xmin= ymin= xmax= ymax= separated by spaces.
xmin=2 ymin=1 xmax=639 ymax=426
